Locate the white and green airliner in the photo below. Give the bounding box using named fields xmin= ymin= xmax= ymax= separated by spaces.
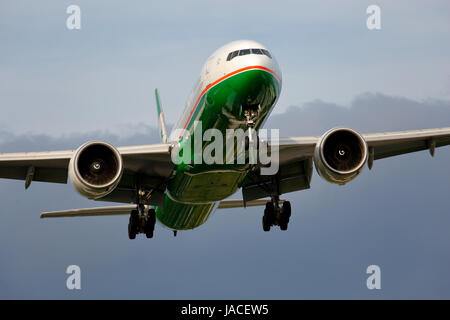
xmin=1 ymin=40 xmax=449 ymax=239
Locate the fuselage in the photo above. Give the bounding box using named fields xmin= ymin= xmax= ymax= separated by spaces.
xmin=155 ymin=40 xmax=282 ymax=230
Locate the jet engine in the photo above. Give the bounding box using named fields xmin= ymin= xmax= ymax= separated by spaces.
xmin=313 ymin=128 xmax=368 ymax=185
xmin=69 ymin=141 xmax=123 ymax=199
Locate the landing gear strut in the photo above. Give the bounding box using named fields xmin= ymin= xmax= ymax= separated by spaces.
xmin=244 ymin=107 xmax=260 ymax=145
xmin=262 ymin=197 xmax=291 ymax=232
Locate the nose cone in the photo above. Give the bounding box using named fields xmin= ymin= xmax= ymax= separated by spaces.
xmin=231 ymin=67 xmax=281 ymax=110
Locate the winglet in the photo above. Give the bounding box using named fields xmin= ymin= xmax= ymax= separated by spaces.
xmin=155 ymin=88 xmax=168 ymax=143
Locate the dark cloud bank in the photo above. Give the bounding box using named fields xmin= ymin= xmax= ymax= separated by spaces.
xmin=0 ymin=93 xmax=449 ymax=299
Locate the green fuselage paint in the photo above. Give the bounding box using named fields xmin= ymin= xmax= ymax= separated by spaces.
xmin=155 ymin=41 xmax=282 ymax=230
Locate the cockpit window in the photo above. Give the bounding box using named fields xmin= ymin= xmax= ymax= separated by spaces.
xmin=226 ymin=50 xmax=238 ymax=61
xmin=226 ymin=48 xmax=272 ymax=61
xmin=261 ymin=49 xmax=272 ymax=58
xmin=239 ymin=49 xmax=251 ymax=56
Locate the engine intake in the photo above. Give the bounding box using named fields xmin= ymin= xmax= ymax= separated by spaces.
xmin=69 ymin=141 xmax=123 ymax=199
xmin=314 ymin=128 xmax=367 ymax=185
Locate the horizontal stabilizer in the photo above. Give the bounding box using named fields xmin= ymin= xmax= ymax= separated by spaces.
xmin=218 ymin=199 xmax=284 ymax=209
xmin=41 ymin=199 xmax=284 ymax=218
xmin=40 ymin=205 xmax=149 ymax=218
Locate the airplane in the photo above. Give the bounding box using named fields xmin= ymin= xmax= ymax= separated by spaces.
xmin=0 ymin=40 xmax=449 ymax=239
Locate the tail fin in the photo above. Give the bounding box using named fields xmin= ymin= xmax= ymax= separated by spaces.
xmin=155 ymin=88 xmax=168 ymax=143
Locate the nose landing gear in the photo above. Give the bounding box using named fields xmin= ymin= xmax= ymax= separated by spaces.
xmin=243 ymin=106 xmax=260 ymax=142
xmin=262 ymin=198 xmax=291 ymax=232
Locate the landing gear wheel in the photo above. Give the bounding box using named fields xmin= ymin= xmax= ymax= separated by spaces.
xmin=144 ymin=228 xmax=154 ymax=238
xmin=144 ymin=209 xmax=156 ymax=239
xmin=262 ymin=215 xmax=271 ymax=232
xmin=279 ymin=201 xmax=291 ymax=231
xmin=128 ymin=223 xmax=136 ymax=239
xmin=128 ymin=209 xmax=139 ymax=239
xmin=130 ymin=210 xmax=139 ymax=230
xmin=262 ymin=202 xmax=275 ymax=231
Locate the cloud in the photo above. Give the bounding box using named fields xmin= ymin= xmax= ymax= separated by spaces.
xmin=268 ymin=92 xmax=450 ymax=135
xmin=0 ymin=125 xmax=162 ymax=152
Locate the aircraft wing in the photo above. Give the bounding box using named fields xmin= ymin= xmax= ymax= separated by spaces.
xmin=362 ymin=128 xmax=450 ymax=166
xmin=241 ymin=127 xmax=450 ymax=202
xmin=0 ymin=149 xmax=73 ymax=186
xmin=0 ymin=143 xmax=174 ymax=204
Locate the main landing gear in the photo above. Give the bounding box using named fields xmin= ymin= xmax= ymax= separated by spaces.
xmin=128 ymin=204 xmax=156 ymax=239
xmin=262 ymin=197 xmax=291 ymax=232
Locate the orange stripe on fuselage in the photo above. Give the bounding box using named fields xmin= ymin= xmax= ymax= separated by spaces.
xmin=178 ymin=65 xmax=281 ymax=140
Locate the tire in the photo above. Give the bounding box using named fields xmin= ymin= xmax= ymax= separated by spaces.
xmin=148 ymin=209 xmax=156 ymax=224
xmin=145 ymin=209 xmax=156 ymax=238
xmin=144 ymin=219 xmax=154 ymax=239
xmin=280 ymin=201 xmax=291 ymax=231
xmin=145 ymin=229 xmax=154 ymax=239
xmin=128 ymin=223 xmax=136 ymax=240
xmin=262 ymin=215 xmax=271 ymax=232
xmin=129 ymin=210 xmax=139 ymax=231
xmin=264 ymin=202 xmax=275 ymax=225
xmin=281 ymin=201 xmax=291 ymax=218
xmin=265 ymin=201 xmax=273 ymax=211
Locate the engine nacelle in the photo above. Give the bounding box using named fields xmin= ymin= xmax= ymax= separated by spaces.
xmin=69 ymin=141 xmax=123 ymax=199
xmin=314 ymin=128 xmax=368 ymax=185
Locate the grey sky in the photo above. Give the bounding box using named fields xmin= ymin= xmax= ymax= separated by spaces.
xmin=0 ymin=1 xmax=450 ymax=299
